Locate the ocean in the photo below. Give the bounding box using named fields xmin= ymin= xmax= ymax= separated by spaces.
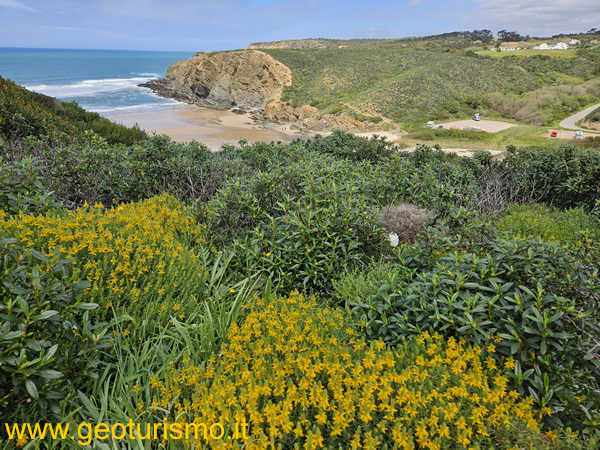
xmin=0 ymin=47 xmax=195 ymax=115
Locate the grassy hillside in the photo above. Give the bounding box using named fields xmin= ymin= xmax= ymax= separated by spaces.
xmin=259 ymin=40 xmax=600 ymax=127
xmin=0 ymin=76 xmax=147 ymax=146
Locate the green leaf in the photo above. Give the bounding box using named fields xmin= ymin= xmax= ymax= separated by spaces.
xmin=39 ymin=370 xmax=63 ymax=380
xmin=25 ymin=379 xmax=39 ymax=399
xmin=74 ymin=303 xmax=98 ymax=310
xmin=29 ymin=249 xmax=50 ymax=264
xmin=31 ymin=310 xmax=59 ymax=321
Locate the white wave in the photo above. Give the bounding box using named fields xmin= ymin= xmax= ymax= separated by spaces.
xmin=91 ymin=100 xmax=186 ymax=115
xmin=25 ymin=76 xmax=158 ymax=98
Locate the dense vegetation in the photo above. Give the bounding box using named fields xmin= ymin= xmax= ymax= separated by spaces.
xmin=1 ymin=80 xmax=600 ymax=449
xmin=257 ymin=36 xmax=600 ymax=126
xmin=0 ymin=76 xmax=147 ymax=146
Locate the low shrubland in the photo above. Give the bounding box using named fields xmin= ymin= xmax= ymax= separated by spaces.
xmin=1 ymin=82 xmax=599 ymax=448
xmin=404 ymin=128 xmax=494 ymax=142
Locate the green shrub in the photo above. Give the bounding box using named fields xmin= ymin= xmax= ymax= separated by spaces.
xmin=0 ymin=77 xmax=146 ymax=145
xmin=406 ymin=128 xmax=494 ymax=142
xmin=0 ymin=238 xmax=111 ymax=420
xmin=495 ymin=203 xmax=600 ymax=242
xmin=503 ymin=145 xmax=600 ymax=211
xmin=0 ymin=157 xmax=63 ymax=215
xmin=306 ymin=130 xmax=397 ymax=163
xmin=237 ymin=178 xmax=385 ymax=294
xmin=332 ymin=261 xmax=397 ymax=307
xmin=350 ymin=234 xmax=600 ymax=434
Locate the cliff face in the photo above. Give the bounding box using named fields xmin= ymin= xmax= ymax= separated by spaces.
xmin=246 ymin=39 xmax=327 ymax=49
xmin=141 ymin=50 xmax=291 ymax=113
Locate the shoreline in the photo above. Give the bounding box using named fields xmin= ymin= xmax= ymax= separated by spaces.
xmin=102 ymin=103 xmax=404 ymax=151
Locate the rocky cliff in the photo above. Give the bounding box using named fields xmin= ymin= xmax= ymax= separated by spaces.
xmin=142 ymin=49 xmax=385 ymax=133
xmin=141 ymin=50 xmax=291 ymax=113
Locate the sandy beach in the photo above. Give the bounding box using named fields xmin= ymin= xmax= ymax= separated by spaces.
xmin=103 ymin=104 xmax=309 ymax=150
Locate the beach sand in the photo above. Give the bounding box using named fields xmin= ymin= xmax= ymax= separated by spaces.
xmin=103 ymin=104 xmax=307 ymax=150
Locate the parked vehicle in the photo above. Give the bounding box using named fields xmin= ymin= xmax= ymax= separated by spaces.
xmin=427 ymin=121 xmax=435 ymax=129
xmin=470 ymin=126 xmax=482 ymax=131
xmin=575 ymin=131 xmax=584 ymax=139
xmin=551 ymin=131 xmax=558 ymax=137
xmin=473 ymin=113 xmax=480 ymax=121
xmin=437 ymin=125 xmax=443 ymax=129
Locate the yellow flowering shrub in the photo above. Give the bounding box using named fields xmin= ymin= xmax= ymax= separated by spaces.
xmin=0 ymin=194 xmax=207 ymax=325
xmin=151 ymin=293 xmax=543 ymax=449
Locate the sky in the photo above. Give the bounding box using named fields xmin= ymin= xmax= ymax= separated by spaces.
xmin=0 ymin=0 xmax=598 ymax=52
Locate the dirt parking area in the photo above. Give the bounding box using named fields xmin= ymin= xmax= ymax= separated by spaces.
xmin=437 ymin=120 xmax=518 ymax=133
xmin=546 ymin=130 xmax=597 ymax=139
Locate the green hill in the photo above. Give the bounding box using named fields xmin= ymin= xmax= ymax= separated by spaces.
xmin=255 ymin=37 xmax=600 ymax=126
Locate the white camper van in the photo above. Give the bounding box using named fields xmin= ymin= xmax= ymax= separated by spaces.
xmin=473 ymin=113 xmax=480 ymax=121
xmin=427 ymin=121 xmax=435 ymax=129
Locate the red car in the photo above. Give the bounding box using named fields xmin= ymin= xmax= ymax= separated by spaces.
xmin=551 ymin=131 xmax=558 ymax=137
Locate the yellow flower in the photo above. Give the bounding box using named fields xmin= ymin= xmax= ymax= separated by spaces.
xmin=545 ymin=430 xmax=557 ymax=441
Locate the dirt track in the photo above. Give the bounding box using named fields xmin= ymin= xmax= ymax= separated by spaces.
xmin=438 ymin=120 xmax=518 ymax=133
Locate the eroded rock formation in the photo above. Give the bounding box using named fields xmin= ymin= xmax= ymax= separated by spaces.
xmin=141 ymin=50 xmax=291 ymax=113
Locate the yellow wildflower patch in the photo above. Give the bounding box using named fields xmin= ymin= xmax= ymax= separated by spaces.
xmin=0 ymin=194 xmax=207 ymax=323
xmin=151 ymin=293 xmax=542 ymax=448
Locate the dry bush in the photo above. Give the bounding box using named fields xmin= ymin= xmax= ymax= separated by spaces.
xmin=379 ymin=204 xmax=431 ymax=243
xmin=469 ymin=167 xmax=534 ymax=217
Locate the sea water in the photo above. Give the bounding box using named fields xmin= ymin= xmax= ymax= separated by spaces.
xmin=0 ymin=47 xmax=194 ymax=115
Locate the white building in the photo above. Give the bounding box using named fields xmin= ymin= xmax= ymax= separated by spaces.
xmin=533 ymin=42 xmax=569 ymax=50
xmin=499 ymin=42 xmax=521 ymax=51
